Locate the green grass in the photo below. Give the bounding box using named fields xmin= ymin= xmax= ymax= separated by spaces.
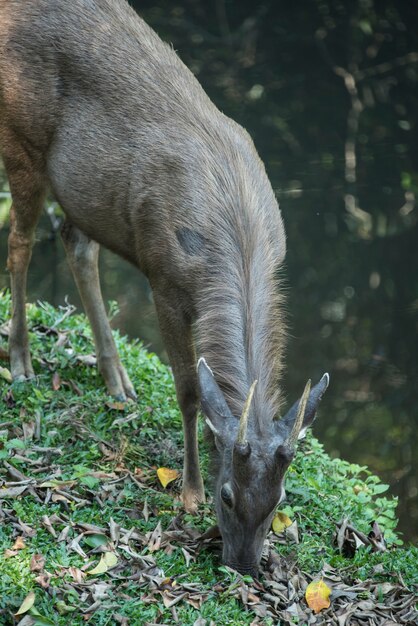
xmin=0 ymin=292 xmax=416 ymax=625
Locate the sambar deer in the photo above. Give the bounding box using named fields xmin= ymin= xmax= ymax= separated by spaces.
xmin=0 ymin=0 xmax=329 ymax=575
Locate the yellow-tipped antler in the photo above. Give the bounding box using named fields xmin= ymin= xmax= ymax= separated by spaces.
xmin=287 ymin=379 xmax=311 ymax=448
xmin=236 ymin=379 xmax=258 ymax=445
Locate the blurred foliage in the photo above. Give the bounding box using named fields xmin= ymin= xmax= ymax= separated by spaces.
xmin=0 ymin=0 xmax=417 ymax=540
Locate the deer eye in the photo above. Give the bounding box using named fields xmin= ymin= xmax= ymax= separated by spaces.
xmin=220 ymin=483 xmax=234 ymax=508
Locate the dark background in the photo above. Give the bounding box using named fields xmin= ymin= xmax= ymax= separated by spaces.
xmin=0 ymin=0 xmax=417 ymax=541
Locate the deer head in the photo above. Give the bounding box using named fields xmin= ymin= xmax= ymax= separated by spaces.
xmin=197 ymin=358 xmax=329 ymax=577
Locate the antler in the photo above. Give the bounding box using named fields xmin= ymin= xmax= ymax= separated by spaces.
xmin=236 ymin=379 xmax=258 ymax=445
xmin=286 ymin=379 xmax=311 ymax=449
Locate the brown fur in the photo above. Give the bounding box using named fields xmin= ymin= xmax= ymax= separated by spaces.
xmin=0 ymin=0 xmax=298 ymax=575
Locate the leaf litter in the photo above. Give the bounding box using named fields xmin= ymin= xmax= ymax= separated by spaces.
xmin=1 ymin=475 xmax=416 ymax=625
xmin=0 ymin=419 xmax=416 ymax=625
xmin=0 ymin=307 xmax=416 ymax=625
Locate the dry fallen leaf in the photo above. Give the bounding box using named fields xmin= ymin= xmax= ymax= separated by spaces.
xmin=157 ymin=467 xmax=180 ymax=488
xmin=0 ymin=485 xmax=27 ymax=500
xmin=30 ymin=553 xmax=46 ymax=572
xmin=15 ymin=590 xmax=36 ymax=616
xmin=142 ymin=498 xmax=150 ymax=522
xmin=68 ymin=567 xmax=86 ymax=583
xmin=35 ymin=572 xmax=52 ymax=589
xmin=148 ymin=521 xmax=162 ymax=552
xmin=86 ymin=551 xmax=118 ymax=575
xmin=272 ymin=512 xmax=293 ymax=534
xmin=41 ymin=515 xmax=57 ymax=538
xmin=22 ymin=420 xmax=36 ymax=441
xmin=305 ymin=579 xmax=331 ymax=614
xmin=0 ymin=366 xmax=12 ymax=382
xmin=12 ymin=536 xmax=26 ymax=551
xmin=39 ymin=479 xmax=76 ymax=490
xmin=285 ymin=520 xmax=299 ymax=544
xmin=17 ymin=519 xmax=36 ymax=537
xmin=51 ymin=493 xmax=70 ymax=504
xmin=52 ymin=371 xmax=61 ymax=391
xmin=4 ymin=549 xmax=18 ymax=559
xmin=106 ymin=401 xmax=126 ymax=411
xmin=91 ymin=581 xmax=111 ymax=602
xmin=368 ymin=520 xmax=386 ymax=552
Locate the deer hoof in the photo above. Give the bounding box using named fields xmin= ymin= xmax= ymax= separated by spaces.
xmin=13 ymin=372 xmax=35 ymax=383
xmin=112 ymin=386 xmax=137 ymax=402
xmin=10 ymin=355 xmax=35 ymax=381
xmin=181 ymin=488 xmax=205 ymax=514
xmin=101 ymin=361 xmax=137 ymax=401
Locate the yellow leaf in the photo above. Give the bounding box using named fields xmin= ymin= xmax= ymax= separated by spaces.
xmin=106 ymin=400 xmax=126 ymax=411
xmin=0 ymin=366 xmax=12 ymax=383
xmin=157 ymin=467 xmax=180 ymax=488
xmin=272 ymin=512 xmax=293 ymax=534
xmin=15 ymin=590 xmax=36 ymax=615
xmin=305 ymin=579 xmax=332 ymax=614
xmin=86 ymin=551 xmax=118 ymax=575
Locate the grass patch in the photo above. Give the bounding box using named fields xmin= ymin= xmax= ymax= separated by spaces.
xmin=0 ymin=292 xmax=416 ymax=625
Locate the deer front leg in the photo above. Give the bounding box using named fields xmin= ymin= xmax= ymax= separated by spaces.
xmin=61 ymin=221 xmax=136 ymax=401
xmin=153 ymin=291 xmax=205 ymax=513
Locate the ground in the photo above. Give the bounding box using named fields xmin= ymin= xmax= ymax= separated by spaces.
xmin=0 ymin=293 xmax=416 ymax=625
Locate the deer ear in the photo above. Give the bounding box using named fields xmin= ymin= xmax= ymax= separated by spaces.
xmin=197 ymin=358 xmax=234 ymax=440
xmin=281 ymin=373 xmax=330 ymax=440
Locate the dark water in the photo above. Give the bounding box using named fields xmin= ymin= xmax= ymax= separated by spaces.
xmin=0 ymin=0 xmax=417 ymax=542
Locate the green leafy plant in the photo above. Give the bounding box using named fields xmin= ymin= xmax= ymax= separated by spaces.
xmin=0 ymin=295 xmax=416 ymax=626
